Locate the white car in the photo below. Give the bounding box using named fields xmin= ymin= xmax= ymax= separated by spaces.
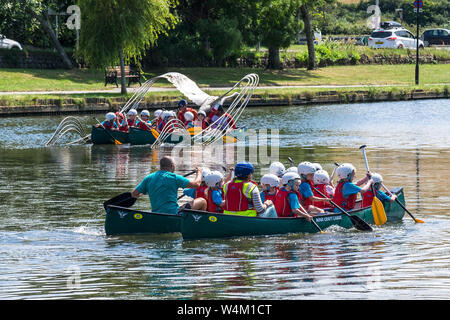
xmin=368 ymin=28 xmax=424 ymax=49
xmin=0 ymin=34 xmax=23 ymax=50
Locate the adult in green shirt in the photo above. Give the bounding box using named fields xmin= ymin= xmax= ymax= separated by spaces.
xmin=131 ymin=156 xmax=206 ymax=214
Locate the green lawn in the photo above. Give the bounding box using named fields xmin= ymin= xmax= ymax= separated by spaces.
xmin=0 ymin=64 xmax=449 ymax=93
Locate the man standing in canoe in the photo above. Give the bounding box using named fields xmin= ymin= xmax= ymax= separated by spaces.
xmin=131 ymin=156 xmax=207 ymax=214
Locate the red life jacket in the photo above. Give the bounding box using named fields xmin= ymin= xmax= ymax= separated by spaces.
xmin=223 ymin=181 xmax=250 ymax=212
xmin=102 ymin=120 xmax=116 ymax=130
xmin=178 ymin=108 xmax=198 ymax=123
xmin=138 ymin=120 xmax=152 ymax=131
xmin=361 ymin=187 xmax=382 ymax=208
xmin=263 ymin=190 xmax=277 ymax=203
xmin=300 ymin=180 xmax=315 ymax=208
xmin=313 ymin=184 xmax=332 ymax=209
xmin=332 ymin=181 xmax=357 ymax=210
xmin=195 ymin=185 xmax=208 ymax=201
xmin=206 ymin=188 xmax=224 ymax=213
xmin=274 ymin=188 xmax=293 ymax=218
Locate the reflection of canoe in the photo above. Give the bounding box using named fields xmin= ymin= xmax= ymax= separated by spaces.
xmin=180 ymin=188 xmax=406 ymax=240
xmin=128 ymin=127 xmax=184 ymax=145
xmin=91 ymin=126 xmax=129 ymax=145
xmin=105 ymin=188 xmax=406 ymax=238
xmin=105 ymin=205 xmax=181 ymax=235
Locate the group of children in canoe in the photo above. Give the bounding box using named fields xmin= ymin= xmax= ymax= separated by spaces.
xmin=96 ymin=99 xmax=236 ymax=134
xmin=181 ymin=160 xmax=398 ymax=220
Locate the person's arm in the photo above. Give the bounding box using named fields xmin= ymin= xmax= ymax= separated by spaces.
xmin=250 ymin=187 xmax=268 ymax=214
xmin=359 ymin=180 xmax=373 ymax=194
xmin=186 ymin=168 xmax=202 ymax=189
xmin=288 ymin=193 xmax=313 ymax=221
xmin=131 ymin=189 xmax=143 ymax=199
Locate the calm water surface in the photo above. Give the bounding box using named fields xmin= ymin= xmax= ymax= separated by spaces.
xmin=0 ymin=99 xmax=449 ymax=299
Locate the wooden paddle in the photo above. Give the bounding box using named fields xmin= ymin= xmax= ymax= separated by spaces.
xmin=381 ymin=183 xmax=424 ymax=224
xmin=314 ymin=187 xmax=373 ymax=232
xmin=93 ymin=117 xmax=122 ymax=145
xmin=359 ymin=145 xmax=387 ymax=226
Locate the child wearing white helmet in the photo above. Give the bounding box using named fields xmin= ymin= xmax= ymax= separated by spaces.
xmin=332 ymin=163 xmax=373 ymax=212
xmin=184 ymin=111 xmax=195 ymax=128
xmin=182 ymin=167 xmax=211 ymax=201
xmin=260 ymin=173 xmax=280 ymax=203
xmin=274 ymin=171 xmax=313 ymax=220
xmin=204 ymin=171 xmax=225 ymax=213
xmin=118 ymin=109 xmax=138 ymax=132
xmin=313 ymin=169 xmax=335 ymax=210
xmin=361 ymin=172 xmax=397 ymax=208
xmin=97 ymin=112 xmax=119 ymax=130
xmin=297 ymin=162 xmax=331 ymax=214
xmin=137 ymin=109 xmax=152 ymax=131
xmin=196 ymin=110 xmax=209 ymax=129
xmin=269 ymin=161 xmax=286 ymax=178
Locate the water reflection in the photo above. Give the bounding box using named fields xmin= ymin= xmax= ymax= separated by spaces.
xmin=0 ymin=100 xmax=449 ymax=299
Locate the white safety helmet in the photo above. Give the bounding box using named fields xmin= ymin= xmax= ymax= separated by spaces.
xmin=314 ymin=169 xmax=330 ymax=185
xmin=105 ymin=112 xmax=116 ymax=121
xmin=371 ymin=173 xmax=383 ymax=184
xmin=260 ymin=173 xmax=280 ymax=188
xmin=169 ymin=111 xmax=177 ymax=118
xmin=285 ymin=167 xmax=298 ymax=173
xmin=201 ymin=167 xmax=211 ymax=182
xmin=141 ymin=109 xmax=150 ymax=117
xmin=205 ymin=171 xmax=223 ymax=188
xmin=312 ymin=163 xmax=323 ymax=171
xmin=281 ymin=172 xmax=300 ymax=186
xmin=297 ymin=161 xmax=316 ymax=177
xmin=184 ymin=111 xmax=194 ymax=121
xmin=269 ymin=162 xmax=286 ymax=177
xmin=162 ymin=110 xmax=172 ymax=120
xmin=127 ymin=109 xmax=137 ymax=116
xmin=154 ymin=109 xmax=163 ymax=118
xmin=198 ymin=110 xmax=206 ymax=117
xmin=336 ymin=163 xmax=356 ymax=180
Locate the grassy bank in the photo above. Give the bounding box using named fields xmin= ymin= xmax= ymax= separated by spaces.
xmin=0 ymin=64 xmax=449 ymax=93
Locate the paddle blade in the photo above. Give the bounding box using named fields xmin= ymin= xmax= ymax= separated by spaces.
xmin=372 ymin=197 xmax=387 ymax=226
xmin=414 ymin=218 xmax=425 ymax=223
xmin=349 ymin=215 xmax=374 ymax=231
xmin=114 ymin=139 xmax=122 ymax=145
xmin=103 ymin=192 xmax=136 ymax=210
xmin=223 ymin=135 xmax=237 ymax=143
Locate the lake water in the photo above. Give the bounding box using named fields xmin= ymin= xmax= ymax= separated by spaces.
xmin=0 ymin=99 xmax=449 ymax=300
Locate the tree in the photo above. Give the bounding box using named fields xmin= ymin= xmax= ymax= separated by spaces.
xmin=1 ymin=0 xmax=75 ymax=69
xmin=77 ymin=0 xmax=178 ymax=94
xmin=300 ymin=0 xmax=336 ymax=70
xmin=257 ymin=0 xmax=303 ymax=70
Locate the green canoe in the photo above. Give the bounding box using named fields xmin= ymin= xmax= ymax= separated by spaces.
xmin=180 ymin=187 xmax=406 ymax=240
xmin=104 ymin=187 xmax=406 ymax=237
xmin=104 ymin=205 xmax=181 ymax=235
xmin=128 ymin=127 xmax=185 ymax=145
xmin=91 ymin=126 xmax=129 ymax=144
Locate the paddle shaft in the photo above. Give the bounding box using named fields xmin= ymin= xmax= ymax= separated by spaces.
xmin=381 ymin=183 xmax=424 ymax=223
xmin=93 ymin=117 xmax=121 ymax=144
xmin=177 ymin=170 xmax=201 ymax=201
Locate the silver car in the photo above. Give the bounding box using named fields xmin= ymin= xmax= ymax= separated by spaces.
xmin=0 ymin=34 xmax=23 ymax=50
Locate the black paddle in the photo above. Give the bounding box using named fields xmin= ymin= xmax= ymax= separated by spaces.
xmin=314 ymin=187 xmax=373 ymax=232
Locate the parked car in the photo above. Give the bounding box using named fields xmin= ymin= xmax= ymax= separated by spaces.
xmin=368 ymin=28 xmax=424 ymax=49
xmin=421 ymin=28 xmax=450 ymax=46
xmin=0 ymin=34 xmax=23 ymax=50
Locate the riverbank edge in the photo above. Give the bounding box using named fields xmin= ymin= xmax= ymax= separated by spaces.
xmin=0 ymin=87 xmax=448 ymax=117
